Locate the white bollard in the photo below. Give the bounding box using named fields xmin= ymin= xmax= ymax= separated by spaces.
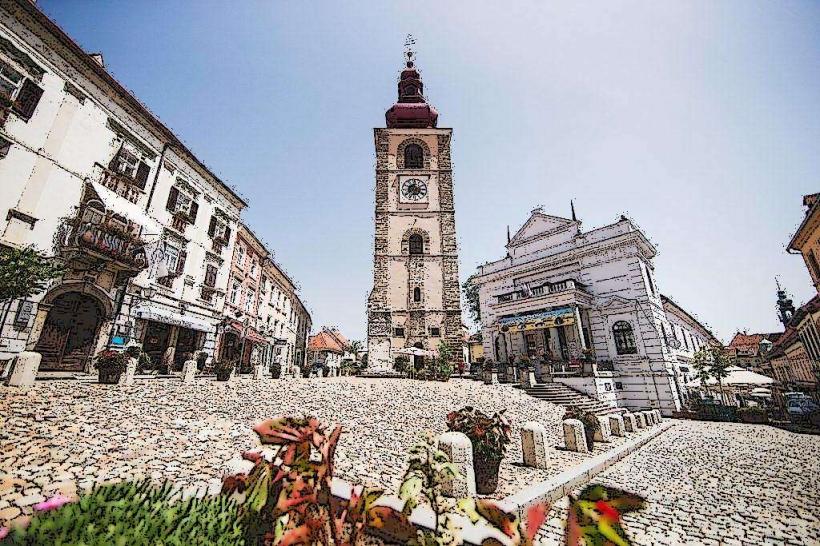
xmin=635 ymin=412 xmax=647 ymax=429
xmin=593 ymin=415 xmax=612 ymax=443
xmin=623 ymin=413 xmax=638 ymax=433
xmin=252 ymin=364 xmax=265 ymax=380
xmin=608 ymin=414 xmax=625 ymax=437
xmin=438 ymin=432 xmax=476 ymax=498
xmin=521 ymin=421 xmax=549 ymax=469
xmin=8 ymin=351 xmax=41 ymax=387
xmin=181 ymin=359 xmax=197 ymax=383
xmin=563 ymin=419 xmax=589 ymax=453
xmin=654 ymin=409 xmax=663 ymax=423
xmin=119 ymin=357 xmax=137 ymax=386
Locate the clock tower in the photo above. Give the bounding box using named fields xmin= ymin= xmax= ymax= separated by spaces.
xmin=367 ymin=47 xmax=464 ymax=372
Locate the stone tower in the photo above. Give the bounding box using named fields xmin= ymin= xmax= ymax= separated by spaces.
xmin=367 ymin=49 xmax=463 ymax=372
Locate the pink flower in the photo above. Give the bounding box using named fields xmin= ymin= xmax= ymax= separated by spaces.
xmin=34 ymin=494 xmax=73 ymax=512
xmin=0 ymin=527 xmax=9 ymax=539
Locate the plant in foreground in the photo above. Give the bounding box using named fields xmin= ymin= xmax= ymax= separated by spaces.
xmin=1 ymin=480 xmax=244 ymax=546
xmin=446 ymin=406 xmax=512 ymax=494
xmin=566 ymin=484 xmax=646 ymax=546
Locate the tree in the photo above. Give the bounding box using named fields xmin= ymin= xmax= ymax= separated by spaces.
xmin=693 ymin=345 xmax=732 ymax=405
xmin=0 ymin=246 xmax=63 ymax=337
xmin=462 ymin=273 xmax=481 ymax=323
xmin=347 ymin=339 xmax=363 ymax=360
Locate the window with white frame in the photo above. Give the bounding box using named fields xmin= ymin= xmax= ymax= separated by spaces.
xmin=612 ymin=320 xmax=638 ymax=355
xmin=0 ymin=59 xmax=24 ymax=100
xmin=230 ymin=280 xmax=240 ymax=304
xmin=236 ymin=245 xmax=245 ymax=267
xmin=0 ymin=55 xmax=44 ymax=121
xmin=164 ymin=242 xmax=180 ymax=272
xmin=250 ymin=259 xmax=258 ymax=277
xmin=244 ymin=290 xmax=253 ymax=313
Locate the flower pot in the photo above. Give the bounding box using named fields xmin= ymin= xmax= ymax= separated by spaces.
xmin=216 ymin=371 xmax=231 ymax=381
xmin=98 ymin=369 xmax=122 ymax=384
xmin=473 ymin=455 xmax=502 ymax=495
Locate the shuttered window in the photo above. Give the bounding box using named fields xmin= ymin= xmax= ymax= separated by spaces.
xmin=204 ymin=264 xmax=218 ymax=287
xmin=12 ymin=79 xmax=43 ymax=120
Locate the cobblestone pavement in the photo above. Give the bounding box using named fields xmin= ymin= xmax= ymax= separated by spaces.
xmin=1 ymin=376 xmax=625 ymax=525
xmin=536 ymin=420 xmax=820 ymax=545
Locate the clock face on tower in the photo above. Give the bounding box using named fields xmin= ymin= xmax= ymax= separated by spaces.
xmin=401 ymin=178 xmax=428 ymax=201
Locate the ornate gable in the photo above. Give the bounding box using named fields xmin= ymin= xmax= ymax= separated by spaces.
xmin=508 ymin=211 xmax=575 ymax=248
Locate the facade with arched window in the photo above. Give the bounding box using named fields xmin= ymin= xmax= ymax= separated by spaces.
xmin=470 ymin=207 xmax=710 ymax=415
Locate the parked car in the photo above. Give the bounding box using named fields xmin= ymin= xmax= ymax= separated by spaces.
xmin=785 ymin=393 xmax=820 ymax=423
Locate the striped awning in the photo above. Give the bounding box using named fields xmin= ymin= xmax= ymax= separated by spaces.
xmin=499 ymin=306 xmax=575 ymax=332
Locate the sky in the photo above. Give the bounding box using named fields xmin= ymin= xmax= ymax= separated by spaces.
xmin=38 ymin=1 xmax=820 ymax=343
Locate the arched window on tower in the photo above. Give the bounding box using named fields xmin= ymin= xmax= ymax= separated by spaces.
xmin=404 ymin=144 xmax=423 ymax=169
xmin=612 ymin=320 xmax=638 ymax=355
xmin=413 ymin=287 xmax=421 ymax=302
xmin=409 ymin=234 xmax=424 ymax=255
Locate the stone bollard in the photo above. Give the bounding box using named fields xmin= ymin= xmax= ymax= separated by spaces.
xmin=593 ymin=415 xmax=612 ymax=443
xmin=181 ymin=359 xmax=197 ymax=383
xmin=608 ymin=414 xmax=625 ymax=437
xmin=437 ymin=432 xmax=476 ymax=498
xmin=519 ymin=369 xmax=536 ymax=389
xmin=623 ymin=413 xmax=638 ymax=433
xmin=654 ymin=410 xmax=663 ymax=423
xmin=644 ymin=411 xmax=657 ymax=425
xmin=521 ymin=421 xmax=549 ymax=469
xmin=635 ymin=412 xmax=647 ymax=429
xmin=119 ymin=357 xmax=137 ymax=386
xmin=8 ymin=351 xmax=41 ymax=387
xmin=253 ymin=364 xmax=265 ymax=380
xmin=483 ymin=368 xmax=498 ymax=385
xmin=563 ymin=419 xmax=589 ymax=453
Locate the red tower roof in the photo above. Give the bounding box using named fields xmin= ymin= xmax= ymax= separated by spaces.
xmin=385 ymin=60 xmax=438 ymax=128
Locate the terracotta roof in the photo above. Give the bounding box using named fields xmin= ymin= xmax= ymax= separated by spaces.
xmin=728 ymin=333 xmax=767 ymax=348
xmin=308 ymin=329 xmax=348 ymax=354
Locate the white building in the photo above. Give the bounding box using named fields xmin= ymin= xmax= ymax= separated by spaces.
xmin=475 ymin=207 xmax=704 ymax=415
xmin=0 ymin=0 xmax=246 ymax=373
xmin=661 ymin=294 xmax=721 ymax=394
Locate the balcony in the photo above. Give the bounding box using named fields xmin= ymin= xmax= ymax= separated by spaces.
xmin=96 ymin=163 xmax=143 ymax=205
xmin=491 ymin=279 xmax=593 ymax=314
xmin=59 ymin=210 xmax=148 ymax=274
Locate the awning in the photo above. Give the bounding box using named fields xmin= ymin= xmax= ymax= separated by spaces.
xmin=499 ymin=306 xmax=575 ymax=333
xmin=88 ymin=181 xmax=164 ymax=238
xmin=135 ymin=305 xmax=215 ymax=333
xmin=224 ymin=320 xmax=269 ymax=345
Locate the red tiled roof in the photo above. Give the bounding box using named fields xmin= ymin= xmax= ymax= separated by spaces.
xmin=308 ymin=330 xmax=346 ymax=354
xmin=728 ymin=333 xmax=767 ymax=348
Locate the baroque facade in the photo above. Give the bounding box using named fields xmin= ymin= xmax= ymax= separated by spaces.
xmin=474 ymin=208 xmax=713 ymax=415
xmin=366 ymin=52 xmax=463 ymax=372
xmin=0 ymin=0 xmax=311 ymax=377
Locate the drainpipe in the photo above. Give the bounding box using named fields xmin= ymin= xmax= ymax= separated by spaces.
xmin=145 ymin=143 xmax=170 ymax=213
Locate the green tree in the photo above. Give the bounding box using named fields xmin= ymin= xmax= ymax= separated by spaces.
xmin=0 ymin=246 xmax=63 ymax=335
xmin=347 ymin=339 xmax=363 ymax=359
xmin=462 ymin=273 xmax=481 ymax=323
xmin=693 ymin=345 xmax=732 ymax=404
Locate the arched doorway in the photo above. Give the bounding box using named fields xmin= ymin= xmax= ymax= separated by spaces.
xmin=35 ymin=292 xmax=104 ymax=372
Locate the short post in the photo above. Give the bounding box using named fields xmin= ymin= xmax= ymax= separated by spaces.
xmin=253 ymin=363 xmax=265 ymax=380
xmin=642 ymin=411 xmax=656 ymax=426
xmin=119 ymin=357 xmax=137 ymax=386
xmin=181 ymin=359 xmax=197 ymax=383
xmin=593 ymin=415 xmax=612 ymax=443
xmin=563 ymin=419 xmax=589 ymax=453
xmin=519 ymin=369 xmax=536 ymax=389
xmin=654 ymin=409 xmax=663 ymax=423
xmin=521 ymin=421 xmax=549 ymax=469
xmin=623 ymin=413 xmax=638 ymax=433
xmin=437 ymin=432 xmax=476 ymax=498
xmin=7 ymin=351 xmax=41 ymax=387
xmin=635 ymin=412 xmax=647 ymax=429
xmin=608 ymin=414 xmax=625 ymax=437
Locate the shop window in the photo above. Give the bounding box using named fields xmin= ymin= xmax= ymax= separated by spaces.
xmin=612 ymin=320 xmax=637 ymax=355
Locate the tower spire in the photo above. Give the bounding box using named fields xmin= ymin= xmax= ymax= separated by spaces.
xmin=507 ymin=225 xmax=511 ymax=245
xmin=385 ymin=36 xmax=438 ymax=128
xmin=571 ymin=199 xmax=577 ymax=222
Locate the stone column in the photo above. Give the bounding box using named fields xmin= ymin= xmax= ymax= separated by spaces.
xmin=119 ymin=357 xmax=137 ymax=386
xmin=181 ymin=359 xmax=197 ymax=383
xmin=7 ymin=351 xmax=41 ymax=387
xmin=563 ymin=419 xmax=588 ymax=453
xmin=608 ymin=414 xmax=625 ymax=437
xmin=437 ymin=432 xmax=476 ymax=498
xmin=521 ymin=422 xmax=549 ymax=469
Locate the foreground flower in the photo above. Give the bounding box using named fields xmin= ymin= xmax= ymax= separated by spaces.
xmin=33 ymin=494 xmax=73 ymax=512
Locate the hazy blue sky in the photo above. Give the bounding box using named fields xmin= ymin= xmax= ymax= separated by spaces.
xmin=39 ymin=1 xmax=820 ymax=343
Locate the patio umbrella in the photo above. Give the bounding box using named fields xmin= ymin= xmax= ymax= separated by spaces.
xmin=749 ymin=387 xmax=773 ymax=398
xmin=395 ymin=347 xmax=436 ymax=357
xmin=686 ymin=366 xmax=774 ymax=388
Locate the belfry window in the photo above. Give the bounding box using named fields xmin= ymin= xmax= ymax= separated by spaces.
xmin=612 ymin=321 xmax=637 ymax=355
xmin=409 ymin=234 xmax=424 ymax=255
xmin=413 ymin=287 xmax=421 ymax=302
xmin=404 ymin=144 xmax=423 ymax=169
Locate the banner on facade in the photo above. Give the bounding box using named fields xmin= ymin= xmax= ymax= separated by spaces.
xmin=498 ymin=306 xmax=575 ymax=333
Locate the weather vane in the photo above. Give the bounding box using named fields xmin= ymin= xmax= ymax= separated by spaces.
xmin=404 ymin=34 xmax=416 ymax=65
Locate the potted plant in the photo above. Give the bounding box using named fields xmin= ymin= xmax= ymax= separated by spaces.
xmin=214 ymin=360 xmax=235 ymax=381
xmin=269 ymin=360 xmax=282 ymax=379
xmin=564 ymin=406 xmax=600 ymax=451
xmin=95 ymin=350 xmax=128 ymax=384
xmin=446 ymin=406 xmax=512 ymax=494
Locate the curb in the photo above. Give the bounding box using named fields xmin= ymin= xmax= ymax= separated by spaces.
xmin=499 ymin=421 xmax=676 ymax=519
